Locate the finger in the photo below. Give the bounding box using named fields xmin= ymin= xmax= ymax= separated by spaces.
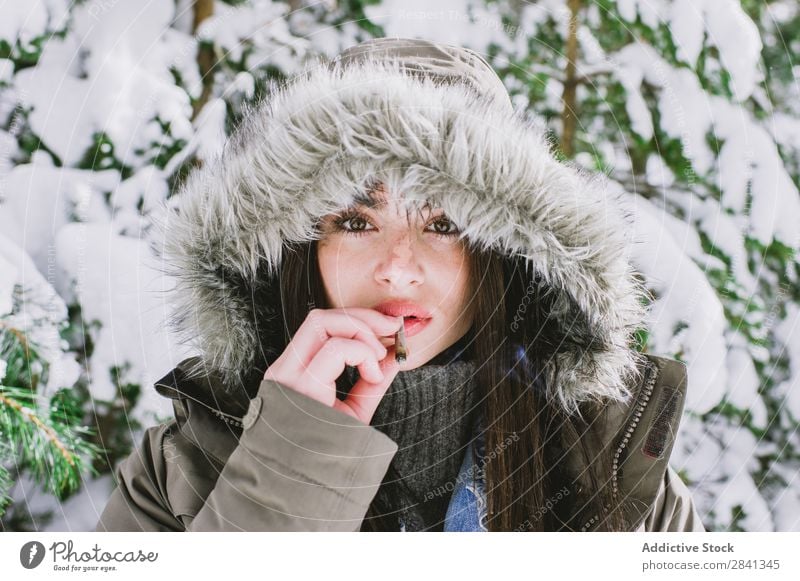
xmin=341 ymin=346 xmax=402 ymax=424
xmin=287 ymin=309 xmax=401 ymax=371
xmin=301 ymin=337 xmax=382 ymax=402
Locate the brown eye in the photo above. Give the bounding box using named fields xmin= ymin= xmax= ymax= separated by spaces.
xmin=427 ymin=217 xmax=460 ymax=238
xmin=432 ymin=219 xmax=452 ymax=233
xmin=348 ymin=215 xmax=369 ymax=231
xmin=331 ymin=210 xmax=375 ymax=237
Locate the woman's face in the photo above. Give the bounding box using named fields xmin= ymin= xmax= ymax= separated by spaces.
xmin=317 ymin=185 xmax=474 ymax=369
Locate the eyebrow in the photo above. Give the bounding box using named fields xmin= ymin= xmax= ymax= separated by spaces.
xmin=352 ymin=191 xmax=386 ymax=209
xmin=351 ymin=191 xmax=436 ymax=217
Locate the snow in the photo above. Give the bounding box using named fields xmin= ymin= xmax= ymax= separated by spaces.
xmin=667 ymin=0 xmax=762 ymax=100
xmin=770 ymin=461 xmax=800 ymax=531
xmin=161 ymin=28 xmax=203 ymax=100
xmin=543 ymin=76 xmax=565 ymax=114
xmin=54 ymin=222 xmax=188 ymax=422
xmin=715 ymin=118 xmax=754 ymax=213
xmin=672 ymin=414 xmax=718 ymax=479
xmin=712 ymin=97 xmax=800 ymax=249
xmin=616 ymin=0 xmax=638 ymax=23
xmin=0 ymin=240 xmax=17 ymax=315
xmin=704 ymin=0 xmax=763 ymax=102
xmin=577 ymin=26 xmax=605 ymax=66
xmin=0 ymin=157 xmax=119 ymax=273
xmin=714 ymin=427 xmax=774 ymax=531
xmin=7 ymin=472 xmax=115 ymax=532
xmin=0 ymin=164 xmax=187 ymax=423
xmin=669 ymin=0 xmax=706 ymax=67
xmin=0 ymin=1 xmax=49 ymax=47
xmin=694 ymin=197 xmax=758 ymax=295
xmin=40 ymin=474 xmax=115 ymax=532
xmin=672 ymin=413 xmax=776 ymax=530
xmin=0 ymin=59 xmax=13 ymax=84
xmin=111 ymin=166 xmax=169 ymax=220
xmin=613 ymin=43 xmax=717 ymax=175
xmin=615 ymin=64 xmax=653 ymax=141
xmin=766 ymin=1 xmax=798 ymax=24
xmin=616 ymin=0 xmax=668 ymax=29
xmin=645 ymin=154 xmax=675 ymax=188
xmin=772 ymin=486 xmax=800 ymax=531
xmin=0 ymin=232 xmax=81 ymax=399
xmin=71 ymin=1 xmax=175 ymax=60
xmin=772 ymin=112 xmax=800 ymax=152
xmin=611 ymin=43 xmax=798 ymax=251
xmin=192 ymin=98 xmax=228 ymax=164
xmin=716 ymin=467 xmax=774 ymax=530
xmin=364 ymin=0 xmax=509 ymax=49
xmin=13 ymin=68 xmax=97 ymax=168
xmin=223 ymin=71 xmax=256 ymax=101
xmin=13 ymin=1 xmax=195 ymax=169
xmin=774 ymin=303 xmax=800 ymax=418
xmin=618 ymin=186 xmax=729 ymax=413
xmin=659 ymin=68 xmax=716 ymax=174
xmin=725 ymin=346 xmax=767 ymax=428
xmin=197 ymin=0 xmax=293 ymax=63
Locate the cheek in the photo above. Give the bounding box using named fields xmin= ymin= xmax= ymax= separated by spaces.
xmin=445 ymin=247 xmax=473 ymax=322
xmin=316 ymin=240 xmax=334 ymax=281
xmin=428 ymin=245 xmax=469 ymax=306
xmin=317 ymin=240 xmax=361 ymax=302
xmin=443 ymin=246 xmax=471 ymax=296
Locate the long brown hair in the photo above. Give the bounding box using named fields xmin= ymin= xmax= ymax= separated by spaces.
xmin=278 ymin=236 xmax=629 ymax=532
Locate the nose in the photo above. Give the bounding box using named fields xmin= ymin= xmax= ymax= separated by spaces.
xmin=374 ymin=231 xmax=424 ymax=288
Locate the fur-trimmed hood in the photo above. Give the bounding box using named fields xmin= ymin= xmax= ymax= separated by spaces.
xmin=150 ymin=38 xmax=649 ymax=414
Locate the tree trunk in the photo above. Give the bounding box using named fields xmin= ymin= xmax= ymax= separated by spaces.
xmin=192 ymin=0 xmax=216 ymax=122
xmin=560 ymin=0 xmax=582 ymax=158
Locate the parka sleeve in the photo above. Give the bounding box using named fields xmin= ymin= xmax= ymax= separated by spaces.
xmin=642 ymin=464 xmax=706 ymax=532
xmin=96 ymin=379 xmax=398 ymax=532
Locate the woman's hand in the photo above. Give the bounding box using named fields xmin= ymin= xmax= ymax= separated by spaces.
xmin=262 ymin=308 xmax=404 ymax=425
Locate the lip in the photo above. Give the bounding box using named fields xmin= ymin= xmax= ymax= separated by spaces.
xmin=400 ymin=316 xmax=432 ymax=338
xmin=373 ymin=300 xmax=433 ymax=340
xmin=372 ymin=300 xmax=433 ymax=320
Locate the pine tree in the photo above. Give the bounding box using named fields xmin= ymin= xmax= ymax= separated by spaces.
xmin=0 ymin=236 xmax=102 ymax=526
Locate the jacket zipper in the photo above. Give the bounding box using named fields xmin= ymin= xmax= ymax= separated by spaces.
xmin=210 ymin=408 xmax=244 ymax=429
xmin=154 ymin=382 xmax=245 ymax=429
xmin=610 ymin=358 xmax=659 ymax=499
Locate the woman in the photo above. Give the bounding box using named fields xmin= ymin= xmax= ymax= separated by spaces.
xmin=97 ymin=38 xmax=705 ymax=532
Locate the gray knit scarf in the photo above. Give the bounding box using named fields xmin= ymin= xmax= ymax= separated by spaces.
xmin=341 ymin=333 xmax=480 ymax=531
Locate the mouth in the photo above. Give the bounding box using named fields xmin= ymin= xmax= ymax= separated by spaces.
xmin=400 ymin=316 xmax=432 ymax=338
xmin=373 ymin=300 xmax=432 ymax=320
xmin=373 ymin=301 xmax=433 ymax=342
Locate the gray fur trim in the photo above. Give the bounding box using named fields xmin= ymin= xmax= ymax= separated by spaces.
xmin=148 ymin=55 xmax=650 ymax=413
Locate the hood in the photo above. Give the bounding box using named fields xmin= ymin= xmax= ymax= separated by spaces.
xmin=150 ymin=38 xmax=648 ymax=414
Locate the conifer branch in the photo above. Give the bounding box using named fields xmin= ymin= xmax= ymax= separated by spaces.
xmin=0 ymin=391 xmax=75 ymax=467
